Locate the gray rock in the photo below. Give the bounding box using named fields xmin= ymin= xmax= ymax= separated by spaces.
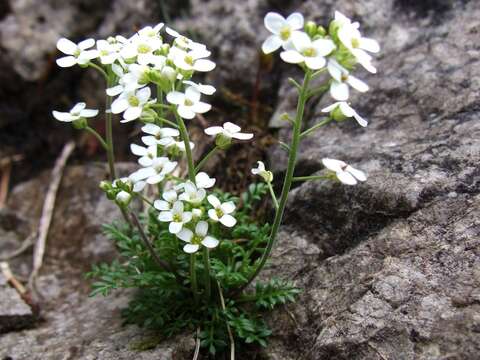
xmin=0 ymin=273 xmax=34 ymax=334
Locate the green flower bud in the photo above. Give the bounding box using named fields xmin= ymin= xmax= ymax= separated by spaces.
xmin=331 ymin=106 xmax=347 ymax=122
xmin=215 ymin=133 xmax=232 ymax=150
xmin=72 ymin=117 xmax=88 ymax=130
xmin=305 ymin=21 xmax=317 ymax=38
xmin=99 ymin=180 xmax=111 ymax=192
xmin=317 ymin=25 xmax=327 ymax=37
xmin=328 ymin=20 xmax=342 ymax=43
xmin=161 ymin=66 xmax=177 ymax=82
xmin=140 ymin=108 xmax=157 ymax=123
xmin=160 ymin=44 xmax=170 ymax=55
xmin=280 ymin=112 xmax=292 ymax=122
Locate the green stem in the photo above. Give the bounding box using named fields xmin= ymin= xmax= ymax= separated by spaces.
xmin=85 ymin=126 xmax=108 ymax=150
xmin=190 ymin=254 xmax=199 ymax=305
xmin=155 ymin=116 xmax=178 ymax=128
xmin=105 ymin=71 xmax=116 ymax=180
xmin=203 ymin=248 xmax=211 ymax=301
xmin=174 ymin=110 xmax=196 ymax=183
xmin=88 ymin=62 xmax=108 ymax=81
xmin=293 ymin=175 xmax=328 ymax=182
xmin=266 ymin=181 xmax=279 ymax=209
xmin=234 ymin=71 xmax=312 ymax=294
xmin=300 ymin=117 xmax=332 ymax=139
xmin=194 ymin=146 xmax=219 ymax=174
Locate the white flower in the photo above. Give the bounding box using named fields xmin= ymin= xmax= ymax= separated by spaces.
xmin=177 ymin=221 xmax=219 ymax=253
xmin=204 ymin=122 xmax=253 ymax=140
xmin=335 ymin=11 xmax=380 ymax=73
xmin=141 ymin=124 xmax=179 ymax=147
xmin=111 ymin=87 xmax=152 ymax=122
xmin=56 ymin=38 xmax=98 ymax=67
xmin=179 ymin=181 xmax=206 ymax=205
xmin=169 ymin=46 xmax=216 ymax=72
xmin=280 ymin=32 xmax=335 ymax=70
xmin=327 ymin=59 xmax=368 ymax=101
xmin=154 ymin=189 xmax=178 ymax=211
xmin=52 ymin=102 xmax=98 ymax=122
xmin=130 ymin=143 xmax=158 ymax=167
xmin=158 ymin=200 xmax=192 ymax=234
xmin=251 ymin=161 xmax=273 ymax=182
xmin=166 ymin=86 xmax=211 ymax=119
xmin=129 ymin=157 xmax=177 ymax=190
xmin=321 ymin=102 xmax=367 ymax=127
xmin=262 ymin=12 xmax=304 ymax=54
xmin=120 ymin=33 xmax=162 ymax=65
xmin=106 ymin=64 xmax=147 ymax=97
xmin=165 ymin=27 xmax=206 ymax=51
xmin=96 ymin=39 xmax=120 ymax=64
xmin=322 ymin=158 xmax=366 ymax=185
xmin=183 ymin=81 xmax=216 ymax=95
xmin=207 ymin=195 xmax=236 ymax=227
xmin=137 ymin=23 xmax=164 ymax=38
xmin=195 ymin=172 xmax=216 ymax=189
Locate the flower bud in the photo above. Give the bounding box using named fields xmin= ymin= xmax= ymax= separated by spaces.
xmin=280 ymin=112 xmax=292 ymax=122
xmin=192 ymin=208 xmax=203 ymax=219
xmin=317 ymin=25 xmax=327 ymax=37
xmin=99 ymin=180 xmax=111 ymax=192
xmin=161 ymin=66 xmax=176 ymax=82
xmin=115 ymin=190 xmax=132 ymax=207
xmin=328 ymin=20 xmax=342 ymax=43
xmin=140 ymin=108 xmax=157 ymax=123
xmin=160 ymin=43 xmax=170 ymax=55
xmin=331 ymin=106 xmax=347 ymax=122
xmin=305 ymin=21 xmax=317 ymax=38
xmin=215 ymin=133 xmax=232 ymax=150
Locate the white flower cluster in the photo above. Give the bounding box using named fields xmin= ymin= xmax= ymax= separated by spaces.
xmin=52 ymin=23 xmax=255 ymax=254
xmin=262 ymin=11 xmax=379 ymax=128
xmin=255 ymin=11 xmax=378 ymax=186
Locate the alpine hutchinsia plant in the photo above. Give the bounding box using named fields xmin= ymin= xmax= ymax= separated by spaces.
xmin=52 ymin=10 xmax=379 ymax=357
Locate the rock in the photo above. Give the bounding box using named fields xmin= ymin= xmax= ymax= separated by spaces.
xmin=0 ymin=163 xmax=193 ymax=359
xmin=0 ymin=273 xmax=34 ymax=334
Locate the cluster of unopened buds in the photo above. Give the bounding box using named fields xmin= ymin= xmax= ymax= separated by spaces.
xmin=52 ymin=11 xmax=378 ymax=252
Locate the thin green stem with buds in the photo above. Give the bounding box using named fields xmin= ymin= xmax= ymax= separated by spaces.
xmin=194 ymin=146 xmax=219 ymax=174
xmin=235 ymin=71 xmax=312 ymax=294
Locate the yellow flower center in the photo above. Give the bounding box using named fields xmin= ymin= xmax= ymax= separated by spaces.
xmin=128 ymin=96 xmax=139 ymax=107
xmin=184 ymin=99 xmax=194 ymax=106
xmin=137 ymin=44 xmax=151 ymax=54
xmin=100 ymin=50 xmax=109 ymax=56
xmin=215 ymin=208 xmax=224 ymax=218
xmin=351 ymin=38 xmax=360 ymax=48
xmin=173 ymin=214 xmax=182 ymax=222
xmin=302 ymin=47 xmax=316 ymax=57
xmin=192 ymin=235 xmax=202 ymax=245
xmin=280 ymin=26 xmax=291 ymax=41
xmin=74 ymin=49 xmax=81 ymax=57
xmin=341 ymin=74 xmax=349 ymax=82
xmin=185 ymin=55 xmax=194 ymax=65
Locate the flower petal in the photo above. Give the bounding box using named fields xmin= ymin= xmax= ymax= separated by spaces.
xmin=347 ymin=75 xmax=369 ymax=93
xmin=192 ymin=101 xmax=211 ymax=114
xmin=52 ymin=111 xmax=73 ymax=122
xmin=111 ymin=98 xmax=129 ymax=114
xmin=158 ymin=211 xmax=173 ymax=222
xmin=330 ymin=82 xmax=350 ymax=101
xmin=336 ymin=171 xmax=358 ymax=185
xmin=207 ymin=194 xmax=221 ymax=208
xmin=79 ymin=109 xmax=98 ymax=118
xmin=231 ymin=132 xmax=253 ymax=140
xmin=262 ymin=35 xmax=282 ymax=54
xmin=204 ymin=126 xmax=223 ymax=136
xmin=359 ymin=37 xmax=380 ymax=53
xmin=57 ymin=38 xmax=78 ymax=55
xmin=219 ymin=214 xmax=237 ymax=228
xmin=286 ymin=12 xmax=304 ymax=30
xmin=56 ymin=56 xmax=77 ymax=67
xmin=322 ymin=158 xmax=346 ymax=173
xmin=220 ymin=201 xmax=235 ymax=214
xmin=304 ymin=55 xmax=326 ymax=70
xmin=123 ymin=106 xmax=142 ymax=121
xmin=280 ymin=50 xmax=304 ymax=64
xmin=154 ymin=200 xmax=170 ymax=211
xmin=177 ymin=228 xmax=193 ymax=242
xmin=169 ymin=221 xmax=183 ymax=234
xmin=183 ymin=244 xmax=199 ymax=253
xmin=166 ymin=91 xmax=185 ymax=105
xmin=346 ymin=166 xmax=367 ymax=182
xmin=208 ymin=209 xmax=219 ymax=221
xmin=177 ymin=106 xmax=196 ymax=119
xmin=223 ymin=122 xmax=241 ymax=133
xmin=201 ymin=236 xmax=219 ymax=249
xmin=195 ymin=221 xmax=208 ymax=237
xmin=264 ymin=12 xmax=286 ymax=34
xmin=193 ymin=59 xmax=216 ymax=72
xmin=78 ymin=38 xmax=95 ymax=50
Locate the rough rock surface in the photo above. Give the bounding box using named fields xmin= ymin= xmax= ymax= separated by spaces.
xmin=0 ymin=163 xmax=195 ymax=359
xmin=1 ymin=0 xmax=479 ymax=359
xmin=0 ymin=273 xmax=34 ymax=334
